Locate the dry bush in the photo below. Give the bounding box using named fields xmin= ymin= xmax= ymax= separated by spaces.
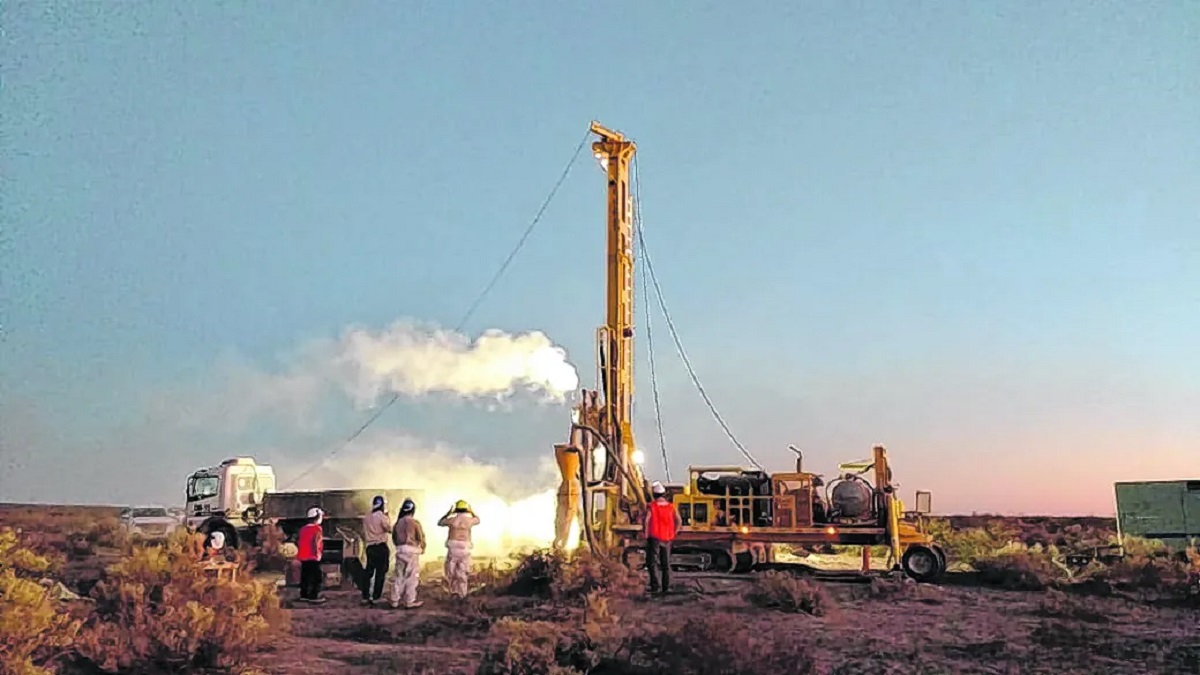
xmin=497 ymin=549 xmax=638 ymax=602
xmin=501 ymin=550 xmax=562 ymax=598
xmin=249 ymin=523 xmax=287 ymax=572
xmin=476 ymin=610 xmax=818 ymax=675
xmin=925 ymin=518 xmax=1018 ymax=568
xmin=550 ymin=550 xmax=640 ymax=601
xmin=867 ymin=577 xmax=943 ymax=603
xmin=972 ymin=544 xmax=1062 ymax=591
xmin=71 ymin=529 xmax=288 ymax=673
xmin=0 ymin=529 xmax=83 ymax=675
xmin=1080 ymin=545 xmax=1200 ymax=604
xmin=618 ymin=613 xmax=817 ymax=675
xmin=745 ymin=571 xmax=834 ymax=616
xmin=475 ymin=617 xmax=600 ymax=675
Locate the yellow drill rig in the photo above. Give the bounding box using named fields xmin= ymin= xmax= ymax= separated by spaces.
xmin=552 ymin=122 xmax=946 ymax=582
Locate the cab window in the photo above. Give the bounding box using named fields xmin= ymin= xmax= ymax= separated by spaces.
xmin=186 ymin=476 xmax=220 ymax=502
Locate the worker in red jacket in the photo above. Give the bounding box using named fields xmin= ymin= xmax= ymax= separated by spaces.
xmin=643 ymin=481 xmax=681 ymax=596
xmin=296 ymin=507 xmax=327 ymax=604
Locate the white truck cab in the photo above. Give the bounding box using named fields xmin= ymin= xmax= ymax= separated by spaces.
xmin=185 ymin=457 xmax=276 ymax=538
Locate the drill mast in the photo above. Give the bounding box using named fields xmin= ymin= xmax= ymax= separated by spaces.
xmin=557 ymin=121 xmax=646 ymax=552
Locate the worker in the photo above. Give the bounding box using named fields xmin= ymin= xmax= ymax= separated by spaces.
xmin=360 ymin=494 xmax=391 ymax=607
xmin=437 ymin=499 xmax=481 ymax=598
xmin=389 ymin=498 xmax=425 ymax=609
xmin=296 ymin=507 xmax=327 ymax=604
xmin=643 ymin=481 xmax=681 ymax=596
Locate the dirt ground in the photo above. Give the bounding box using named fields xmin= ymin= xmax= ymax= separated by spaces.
xmin=4 ymin=506 xmax=1196 ymax=674
xmin=250 ymin=565 xmax=1200 ymax=675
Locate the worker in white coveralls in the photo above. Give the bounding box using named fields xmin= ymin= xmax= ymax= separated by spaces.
xmin=437 ymin=499 xmax=481 ymax=598
xmin=389 ymin=498 xmax=426 ymax=609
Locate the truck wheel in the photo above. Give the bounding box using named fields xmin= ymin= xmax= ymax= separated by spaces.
xmin=202 ymin=522 xmax=240 ymax=550
xmin=902 ymin=545 xmax=944 ymax=583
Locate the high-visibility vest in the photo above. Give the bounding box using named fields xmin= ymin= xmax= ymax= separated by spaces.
xmin=296 ymin=523 xmax=323 ymax=562
xmin=647 ymin=501 xmax=678 ymax=542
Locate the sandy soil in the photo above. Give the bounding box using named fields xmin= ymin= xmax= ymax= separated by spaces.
xmin=249 ymin=568 xmax=1200 ymax=675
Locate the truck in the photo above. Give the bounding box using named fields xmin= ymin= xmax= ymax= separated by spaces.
xmin=184 ymin=457 xmax=422 ymax=585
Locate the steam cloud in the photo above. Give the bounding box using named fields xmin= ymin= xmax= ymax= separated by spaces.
xmin=332 ymin=321 xmax=580 ymax=405
xmin=263 ymin=320 xmax=583 ymax=554
xmin=290 ymin=438 xmax=580 ymax=557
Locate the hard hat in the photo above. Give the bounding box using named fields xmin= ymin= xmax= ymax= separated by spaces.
xmin=454 ymin=499 xmax=471 ymax=512
xmin=306 ymin=507 xmax=323 ymax=519
xmin=651 ymin=481 xmax=666 ymax=495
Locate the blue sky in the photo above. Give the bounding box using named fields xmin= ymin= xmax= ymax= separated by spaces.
xmin=3 ymin=2 xmax=1197 ymax=513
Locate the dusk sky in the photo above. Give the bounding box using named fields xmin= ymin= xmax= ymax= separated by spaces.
xmin=3 ymin=2 xmax=1196 ymax=515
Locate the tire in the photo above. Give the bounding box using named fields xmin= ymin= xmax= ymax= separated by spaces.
xmin=733 ymin=551 xmax=754 ymax=573
xmin=902 ymin=544 xmax=944 ymax=583
xmin=202 ymin=521 xmax=240 ymax=550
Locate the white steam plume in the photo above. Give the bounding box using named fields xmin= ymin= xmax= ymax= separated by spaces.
xmin=333 ymin=321 xmax=579 ymax=405
xmin=292 ymin=439 xmax=580 ymax=557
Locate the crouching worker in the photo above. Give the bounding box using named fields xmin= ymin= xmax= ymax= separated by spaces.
xmin=390 ymin=498 xmax=425 ymax=609
xmin=297 ymin=507 xmax=327 ymax=604
xmin=644 ymin=481 xmax=681 ymax=597
xmin=438 ymin=500 xmax=481 ymax=598
xmin=360 ymin=495 xmax=390 ymax=606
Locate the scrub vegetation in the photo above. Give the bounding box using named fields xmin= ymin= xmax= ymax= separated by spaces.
xmin=2 ymin=505 xmax=1198 ymax=674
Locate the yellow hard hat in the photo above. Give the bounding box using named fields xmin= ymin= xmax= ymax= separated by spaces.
xmin=454 ymin=500 xmax=471 ymax=512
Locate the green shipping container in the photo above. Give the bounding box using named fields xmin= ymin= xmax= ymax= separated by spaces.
xmin=1114 ymin=480 xmax=1200 ymax=551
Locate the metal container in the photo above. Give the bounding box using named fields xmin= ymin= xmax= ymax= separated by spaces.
xmin=1114 ymin=480 xmax=1200 ymax=551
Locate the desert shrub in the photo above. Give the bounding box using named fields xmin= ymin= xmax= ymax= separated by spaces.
xmin=745 ymin=571 xmax=834 ymax=616
xmin=972 ymin=544 xmax=1062 ymax=591
xmin=551 ymin=550 xmax=640 ymax=601
xmin=71 ymin=529 xmax=288 ymax=673
xmin=498 ymin=549 xmax=638 ymax=602
xmin=502 ymin=550 xmax=562 ymax=598
xmin=475 ymin=617 xmax=600 ymax=675
xmin=249 ymin=523 xmax=287 ymax=572
xmin=926 ymin=518 xmax=1018 ymax=568
xmin=618 ymin=614 xmax=817 ymax=675
xmin=84 ymin=518 xmax=121 ymax=549
xmin=476 ymin=610 xmax=818 ymax=675
xmin=1084 ymin=546 xmax=1200 ymax=604
xmin=0 ymin=529 xmax=82 ymax=675
xmin=867 ymin=577 xmax=943 ymax=603
xmin=1119 ymin=535 xmax=1168 ymax=558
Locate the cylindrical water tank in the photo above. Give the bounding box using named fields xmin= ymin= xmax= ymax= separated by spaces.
xmin=831 ymin=479 xmax=873 ymax=519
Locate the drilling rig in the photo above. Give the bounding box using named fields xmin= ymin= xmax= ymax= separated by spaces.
xmin=552 ymin=122 xmax=947 ymax=582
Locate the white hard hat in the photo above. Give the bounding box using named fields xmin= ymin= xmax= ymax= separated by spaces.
xmin=306 ymin=507 xmax=323 ymax=519
xmin=651 ymin=481 xmax=665 ymax=495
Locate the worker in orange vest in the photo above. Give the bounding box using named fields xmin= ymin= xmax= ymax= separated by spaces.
xmin=643 ymin=481 xmax=681 ymax=596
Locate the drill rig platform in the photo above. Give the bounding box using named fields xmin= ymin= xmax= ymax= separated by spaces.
xmin=552 ymin=121 xmax=946 ymax=583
